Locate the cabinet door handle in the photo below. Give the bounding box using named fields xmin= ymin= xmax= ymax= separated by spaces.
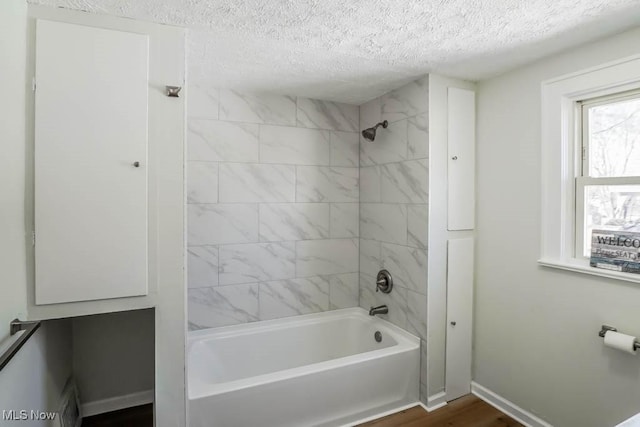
xmin=133 ymin=161 xmax=140 ymax=167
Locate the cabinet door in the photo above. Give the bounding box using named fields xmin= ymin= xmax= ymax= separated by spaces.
xmin=445 ymin=237 xmax=474 ymax=401
xmin=34 ymin=20 xmax=149 ymax=304
xmin=447 ymin=87 xmax=475 ymax=230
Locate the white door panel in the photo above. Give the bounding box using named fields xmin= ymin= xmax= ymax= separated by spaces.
xmin=34 ymin=20 xmax=149 ymax=304
xmin=445 ymin=237 xmax=474 ymax=401
xmin=447 ymin=88 xmax=475 ymax=231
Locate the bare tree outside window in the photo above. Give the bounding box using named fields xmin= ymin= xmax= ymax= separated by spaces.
xmin=583 ymin=97 xmax=640 ymax=256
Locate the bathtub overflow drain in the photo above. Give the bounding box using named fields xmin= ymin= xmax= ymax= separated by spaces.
xmin=374 ymin=331 xmax=382 ymax=343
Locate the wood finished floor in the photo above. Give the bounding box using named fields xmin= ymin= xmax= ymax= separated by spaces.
xmin=81 ymin=404 xmax=153 ymax=427
xmin=358 ymin=395 xmax=524 ymax=427
xmin=79 ymin=395 xmax=521 ymax=427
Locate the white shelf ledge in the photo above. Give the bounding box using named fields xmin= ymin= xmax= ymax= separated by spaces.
xmin=538 ymin=258 xmax=640 ymax=284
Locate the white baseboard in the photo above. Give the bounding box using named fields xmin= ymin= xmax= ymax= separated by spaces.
xmin=426 ymin=392 xmax=447 ymax=412
xmin=81 ymin=389 xmax=153 ymax=418
xmin=471 ymin=382 xmax=553 ymax=427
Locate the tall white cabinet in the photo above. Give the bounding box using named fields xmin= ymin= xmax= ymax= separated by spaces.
xmin=445 ymin=87 xmax=476 ymax=401
xmin=427 ymin=76 xmax=476 ymax=409
xmin=34 ymin=20 xmax=150 ymax=305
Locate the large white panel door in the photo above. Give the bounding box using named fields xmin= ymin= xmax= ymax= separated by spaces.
xmin=445 ymin=237 xmax=474 ymax=401
xmin=447 ymin=88 xmax=475 ymax=231
xmin=34 ymin=20 xmax=149 ymax=304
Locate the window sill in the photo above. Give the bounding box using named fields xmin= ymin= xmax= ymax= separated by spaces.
xmin=538 ymin=258 xmax=640 ymax=284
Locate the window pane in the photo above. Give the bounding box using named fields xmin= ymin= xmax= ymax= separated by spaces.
xmin=588 ymin=97 xmax=640 ymax=177
xmin=583 ymin=185 xmax=640 ymax=256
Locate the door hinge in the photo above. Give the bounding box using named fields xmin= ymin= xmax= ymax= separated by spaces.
xmin=32 ymin=77 xmax=36 ymax=92
xmin=582 ymin=147 xmax=586 ymax=160
xmin=32 ymin=231 xmax=35 ymax=246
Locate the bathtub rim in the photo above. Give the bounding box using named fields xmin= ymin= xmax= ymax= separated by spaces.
xmin=188 ymin=307 xmax=417 ymax=342
xmin=187 ymin=307 xmax=420 ymax=400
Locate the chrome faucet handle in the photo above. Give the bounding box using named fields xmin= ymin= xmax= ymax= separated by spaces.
xmin=375 ymin=270 xmax=393 ymax=294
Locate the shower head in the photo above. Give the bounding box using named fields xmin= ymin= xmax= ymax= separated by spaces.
xmin=361 ymin=120 xmax=388 ymax=142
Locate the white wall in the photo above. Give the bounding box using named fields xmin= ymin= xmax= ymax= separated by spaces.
xmin=72 ymin=310 xmax=155 ymax=404
xmin=186 ymin=86 xmax=360 ymax=329
xmin=0 ymin=320 xmax=73 ymax=426
xmin=475 ymin=26 xmax=640 ymax=427
xmin=0 ymin=0 xmax=28 ymax=342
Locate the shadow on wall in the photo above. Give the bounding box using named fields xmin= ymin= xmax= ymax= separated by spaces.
xmin=72 ymin=309 xmax=155 ymax=406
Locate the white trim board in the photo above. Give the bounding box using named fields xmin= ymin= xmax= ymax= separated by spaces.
xmin=471 ymin=382 xmax=553 ymax=427
xmin=426 ymin=391 xmax=448 ymax=412
xmin=81 ymin=389 xmax=154 ymax=418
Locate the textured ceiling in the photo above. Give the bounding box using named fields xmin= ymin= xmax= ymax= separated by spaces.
xmin=29 ymin=0 xmax=640 ymax=104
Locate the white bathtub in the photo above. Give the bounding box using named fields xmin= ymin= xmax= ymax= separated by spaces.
xmin=188 ymin=307 xmax=420 ymax=427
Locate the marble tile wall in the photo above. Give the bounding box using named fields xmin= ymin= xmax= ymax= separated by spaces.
xmin=358 ymin=76 xmax=430 ymax=405
xmin=187 ymin=86 xmax=360 ymax=330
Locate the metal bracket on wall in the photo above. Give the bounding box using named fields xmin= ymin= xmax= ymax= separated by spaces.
xmin=165 ymin=85 xmax=182 ymax=98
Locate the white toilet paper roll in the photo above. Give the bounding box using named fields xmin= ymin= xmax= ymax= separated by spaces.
xmin=604 ymin=331 xmax=638 ymax=355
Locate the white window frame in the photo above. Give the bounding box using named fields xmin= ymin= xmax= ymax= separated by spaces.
xmin=575 ymin=90 xmax=640 ymax=259
xmin=540 ymin=54 xmax=640 ymax=283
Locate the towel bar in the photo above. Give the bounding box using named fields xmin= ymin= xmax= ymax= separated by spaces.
xmin=0 ymin=319 xmax=41 ymax=372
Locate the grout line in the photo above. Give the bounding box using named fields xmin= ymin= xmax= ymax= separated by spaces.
xmin=189 ymin=116 xmax=360 ymax=133
xmin=188 ymin=235 xmax=376 ymax=247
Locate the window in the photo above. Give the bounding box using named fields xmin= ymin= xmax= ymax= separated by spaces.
xmin=576 ymin=91 xmax=640 ymax=257
xmin=540 ymin=54 xmax=640 ymax=283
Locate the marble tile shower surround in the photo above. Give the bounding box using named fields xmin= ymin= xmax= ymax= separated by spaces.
xmin=357 ymin=76 xmax=430 ymax=404
xmin=187 ymin=77 xmax=432 ymax=406
xmin=187 ymin=87 xmax=361 ymax=330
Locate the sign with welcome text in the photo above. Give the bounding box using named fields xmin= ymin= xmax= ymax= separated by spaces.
xmin=590 ymin=229 xmax=640 ymax=274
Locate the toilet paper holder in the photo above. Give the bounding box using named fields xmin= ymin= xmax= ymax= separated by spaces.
xmin=599 ymin=325 xmax=640 ymax=351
